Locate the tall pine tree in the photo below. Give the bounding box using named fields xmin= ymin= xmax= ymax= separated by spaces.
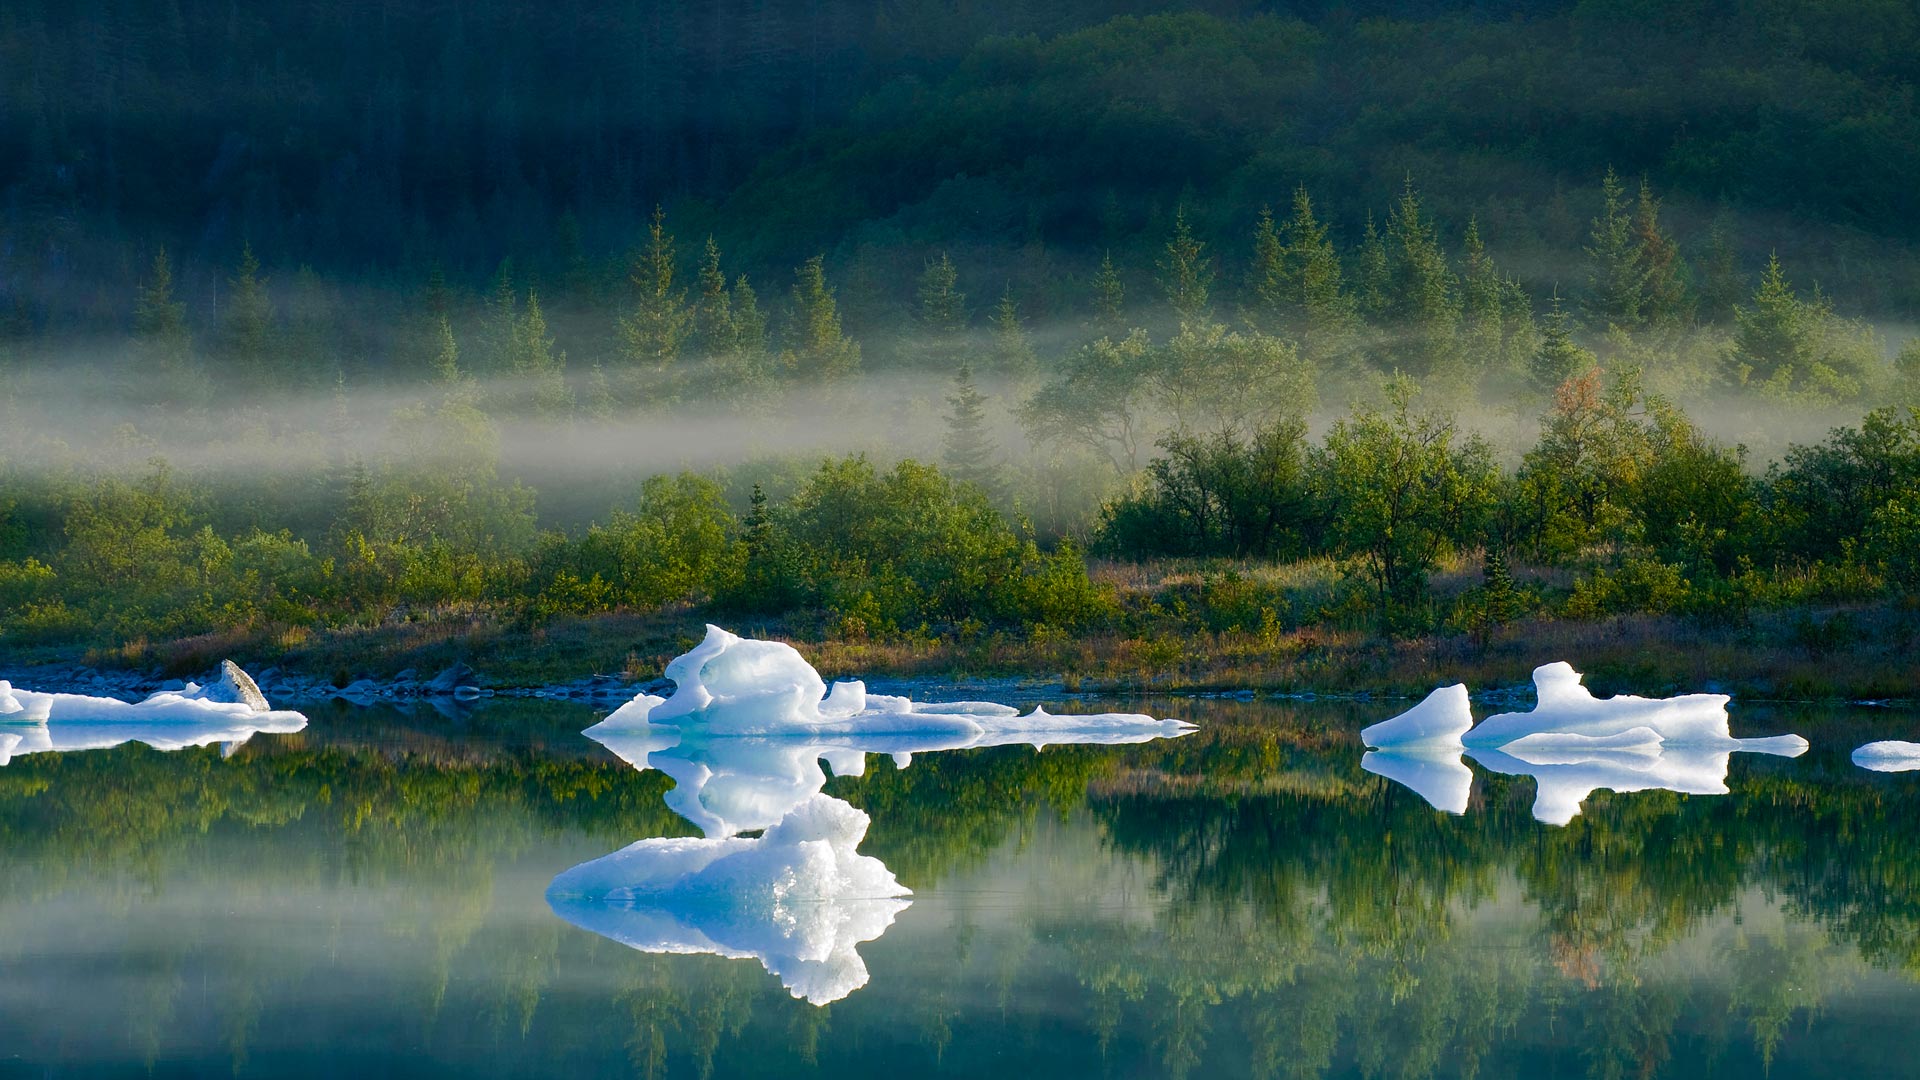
xmin=943 ymin=362 xmax=1000 ymax=495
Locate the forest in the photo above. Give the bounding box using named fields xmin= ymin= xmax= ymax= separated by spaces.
xmin=4 ymin=0 xmax=1920 ymax=693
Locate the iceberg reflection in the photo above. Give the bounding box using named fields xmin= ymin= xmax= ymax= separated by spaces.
xmin=551 ymin=625 xmax=1196 ymax=1003
xmin=0 ymin=662 xmax=308 ymax=763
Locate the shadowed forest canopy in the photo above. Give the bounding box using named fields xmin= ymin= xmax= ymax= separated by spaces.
xmin=4 ymin=0 xmax=1919 ymax=325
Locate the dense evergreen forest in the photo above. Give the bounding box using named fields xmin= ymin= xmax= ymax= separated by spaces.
xmin=4 ymin=0 xmax=1920 ymax=688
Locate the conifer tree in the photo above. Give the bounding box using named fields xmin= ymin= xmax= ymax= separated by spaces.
xmin=916 ymin=251 xmax=966 ymax=335
xmin=785 ymin=255 xmax=860 ymax=380
xmin=220 ymin=242 xmax=275 ymax=380
xmin=429 ymin=312 xmax=462 ymax=384
xmin=1634 ymin=178 xmax=1690 ymax=328
xmin=1282 ymin=185 xmax=1358 ymax=366
xmin=479 ymin=259 xmax=519 ymax=374
xmin=694 ymin=235 xmax=735 ymax=356
xmin=513 ymin=289 xmax=572 ymax=416
xmin=1585 ymin=167 xmax=1648 ymax=331
xmin=1532 ymin=290 xmax=1595 ymax=392
xmin=1355 ymin=213 xmax=1392 ymax=322
xmin=743 ymin=483 xmax=773 ymax=556
xmin=1382 ymin=180 xmax=1460 ymax=377
xmin=1247 ymin=204 xmax=1286 ymax=326
xmin=134 ymin=249 xmax=193 ymax=374
xmin=1458 ymin=218 xmax=1537 ymax=379
xmin=989 ymin=285 xmax=1036 ymax=377
xmin=1091 ymin=251 xmax=1126 ymax=336
xmin=621 ymin=205 xmax=692 ymax=370
xmin=943 ymin=362 xmax=1000 ymax=494
xmin=1158 ymin=206 xmax=1213 ymax=326
xmin=583 ymin=361 xmax=615 ymax=420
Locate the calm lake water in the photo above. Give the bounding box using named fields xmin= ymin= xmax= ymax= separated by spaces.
xmin=3 ymin=693 xmax=1919 ymax=1078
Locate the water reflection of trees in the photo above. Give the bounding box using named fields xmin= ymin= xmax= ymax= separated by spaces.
xmin=1 ymin=699 xmax=1918 ymax=1076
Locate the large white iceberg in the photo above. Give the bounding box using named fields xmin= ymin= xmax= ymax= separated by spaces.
xmin=547 ymin=794 xmax=911 ymax=1005
xmin=0 ymin=662 xmax=308 ymax=758
xmin=1460 ymin=663 xmax=1807 ymax=752
xmin=1852 ymin=741 xmax=1920 ymax=773
xmin=596 ymin=625 xmax=1193 ymax=742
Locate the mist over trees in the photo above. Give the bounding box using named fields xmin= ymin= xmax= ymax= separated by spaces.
xmin=4 ymin=0 xmax=1920 ymax=668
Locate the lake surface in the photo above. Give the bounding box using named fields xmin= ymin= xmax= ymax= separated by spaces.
xmin=3 ymin=693 xmax=1919 ymax=1078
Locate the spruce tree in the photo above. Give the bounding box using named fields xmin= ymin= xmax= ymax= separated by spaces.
xmin=1634 ymin=178 xmax=1690 ymax=328
xmin=990 ymin=285 xmax=1036 ymax=377
xmin=694 ymin=235 xmax=735 ymax=356
xmin=1355 ymin=213 xmax=1392 ymax=322
xmin=479 ymin=259 xmax=519 ymax=374
xmin=786 ymin=255 xmax=860 ymax=380
xmin=1383 ymin=180 xmax=1460 ymax=377
xmin=429 ymin=313 xmax=462 ymax=384
xmin=916 ymin=252 xmax=966 ymax=335
xmin=134 ymin=249 xmax=192 ymax=375
xmin=1283 ymin=185 xmax=1358 ymax=366
xmin=1584 ymin=167 xmax=1648 ymax=331
xmin=1247 ymin=204 xmax=1286 ymax=328
xmin=513 ymin=290 xmax=572 ymax=416
xmin=1158 ymin=206 xmax=1213 ymax=326
xmin=220 ymin=242 xmax=275 ymax=381
xmin=1698 ymin=208 xmax=1745 ymax=324
xmin=1532 ymin=290 xmax=1595 ymax=391
xmin=943 ymin=362 xmax=999 ymax=494
xmin=621 ymin=204 xmax=691 ymax=371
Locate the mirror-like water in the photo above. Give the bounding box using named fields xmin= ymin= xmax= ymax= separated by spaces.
xmin=1 ymin=693 xmax=1918 ymax=1078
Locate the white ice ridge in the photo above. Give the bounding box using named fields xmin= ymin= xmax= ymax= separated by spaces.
xmin=1460 ymin=662 xmax=1809 ymax=752
xmin=0 ymin=662 xmax=308 ymax=761
xmin=1852 ymin=741 xmax=1920 ymax=773
xmin=547 ymin=794 xmax=911 ymax=1006
xmin=1361 ymin=684 xmax=1472 ymax=749
xmin=592 ymin=623 xmax=1191 ymax=745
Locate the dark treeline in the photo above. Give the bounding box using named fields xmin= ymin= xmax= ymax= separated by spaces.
xmin=4 ymin=1 xmax=1919 ymax=328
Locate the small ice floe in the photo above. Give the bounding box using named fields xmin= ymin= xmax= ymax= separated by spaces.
xmin=1852 ymin=741 xmax=1920 ymax=773
xmin=1360 ymin=684 xmax=1472 ymax=750
xmin=0 ymin=661 xmax=307 ymax=763
xmin=547 ymin=794 xmax=911 ymax=1006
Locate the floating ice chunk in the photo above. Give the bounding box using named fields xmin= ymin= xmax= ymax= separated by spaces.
xmin=1362 ymin=748 xmax=1473 ymax=814
xmin=1852 ymin=741 xmax=1920 ymax=772
xmin=1460 ymin=662 xmax=1804 ymax=750
xmin=588 ymin=625 xmax=1191 ymax=746
xmin=1361 ymin=684 xmax=1472 ymax=749
xmin=1 ymin=662 xmax=307 ymax=729
xmin=547 ymin=794 xmax=911 ymax=1005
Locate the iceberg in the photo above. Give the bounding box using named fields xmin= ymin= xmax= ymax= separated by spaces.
xmin=595 ymin=625 xmax=1193 ymax=741
xmin=0 ymin=662 xmax=308 ymax=757
xmin=1362 ymin=748 xmax=1473 ymax=814
xmin=547 ymin=794 xmax=911 ymax=1005
xmin=1460 ymin=662 xmax=1807 ymax=752
xmin=1360 ymin=684 xmax=1472 ymax=749
xmin=1852 ymin=740 xmax=1920 ymax=773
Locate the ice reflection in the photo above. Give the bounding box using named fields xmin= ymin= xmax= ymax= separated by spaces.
xmin=1361 ymin=663 xmax=1810 ymax=824
xmin=549 ymin=626 xmax=1196 ymax=1003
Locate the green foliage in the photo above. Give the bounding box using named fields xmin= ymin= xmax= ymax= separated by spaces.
xmin=1729 ymin=255 xmax=1879 ymax=403
xmin=941 ymin=364 xmax=1000 ymax=496
xmin=534 ymin=474 xmax=743 ymax=615
xmin=784 ymin=256 xmax=861 ymax=380
xmin=1096 ymin=421 xmax=1315 ymax=559
xmin=1158 ymin=207 xmax=1213 ymax=327
xmin=1585 ymin=168 xmax=1649 ymax=333
xmin=621 ymin=206 xmax=693 ymax=373
xmin=1314 ymin=378 xmax=1498 ymax=625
